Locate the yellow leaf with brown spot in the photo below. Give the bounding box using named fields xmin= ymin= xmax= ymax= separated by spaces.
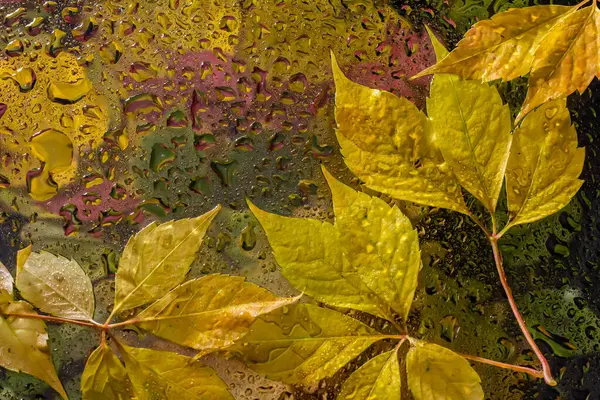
xmin=135 ymin=274 xmax=298 ymax=353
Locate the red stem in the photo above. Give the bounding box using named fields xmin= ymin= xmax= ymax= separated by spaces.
xmin=4 ymin=312 xmax=101 ymax=329
xmin=459 ymin=352 xmax=543 ymax=379
xmin=489 ymin=237 xmax=556 ymax=386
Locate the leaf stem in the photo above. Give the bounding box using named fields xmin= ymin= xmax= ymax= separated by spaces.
xmin=488 ymin=236 xmax=556 ymax=386
xmin=3 ymin=312 xmax=102 ymax=329
xmin=458 ymin=352 xmax=543 ymax=379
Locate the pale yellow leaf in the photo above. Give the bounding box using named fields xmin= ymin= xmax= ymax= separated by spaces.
xmin=136 ymin=274 xmax=298 ymax=353
xmin=120 ymin=344 xmax=233 ymax=400
xmin=249 ymin=200 xmax=391 ymax=320
xmin=415 ymin=5 xmax=575 ymax=81
xmin=0 ymin=261 xmax=13 ymax=294
xmin=16 ymin=250 xmax=95 ymax=321
xmin=519 ymin=5 xmax=600 ymax=121
xmin=0 ymin=293 xmax=67 ymax=399
xmin=506 ymin=98 xmax=584 ymax=227
xmin=407 ymin=341 xmax=483 ymax=400
xmin=337 ymin=349 xmax=401 ymax=400
xmin=234 ymin=304 xmax=383 ymax=385
xmin=332 ymin=52 xmax=468 ymax=214
xmin=322 ymin=167 xmax=420 ymax=322
xmin=81 ymin=342 xmax=135 ymax=400
xmin=426 ymin=30 xmax=512 ymax=213
xmin=113 ymin=205 xmax=221 ymax=315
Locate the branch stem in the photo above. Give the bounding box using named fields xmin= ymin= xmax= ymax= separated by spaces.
xmin=489 ymin=237 xmax=556 ymax=386
xmin=468 ymin=212 xmax=490 ymax=236
xmin=4 ymin=312 xmax=101 ymax=329
xmin=459 ymin=352 xmax=543 ymax=379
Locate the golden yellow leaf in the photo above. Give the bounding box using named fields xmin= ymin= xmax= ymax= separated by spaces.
xmin=426 ymin=29 xmax=512 ymax=213
xmin=406 ymin=341 xmax=483 ymax=400
xmin=414 ymin=5 xmax=575 ymax=81
xmin=519 ymin=5 xmax=600 ymax=121
xmin=135 ymin=274 xmax=298 ymax=353
xmin=233 ymin=304 xmax=384 ymax=385
xmin=505 ymin=98 xmax=584 ymax=227
xmin=120 ymin=344 xmax=233 ymax=400
xmin=113 ymin=205 xmax=221 ymax=315
xmin=331 ymin=52 xmax=468 ymax=214
xmin=0 ymin=261 xmax=13 ymax=294
xmin=322 ymin=167 xmax=420 ymax=322
xmin=16 ymin=250 xmax=95 ymax=321
xmin=81 ymin=343 xmax=135 ymax=400
xmin=337 ymin=349 xmax=401 ymax=400
xmin=0 ymin=293 xmax=67 ymax=399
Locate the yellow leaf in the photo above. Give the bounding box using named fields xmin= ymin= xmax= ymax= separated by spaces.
xmin=16 ymin=250 xmax=95 ymax=321
xmin=337 ymin=349 xmax=401 ymax=400
xmin=120 ymin=344 xmax=233 ymax=400
xmin=135 ymin=274 xmax=298 ymax=353
xmin=0 ymin=294 xmax=67 ymax=399
xmin=0 ymin=261 xmax=13 ymax=294
xmin=519 ymin=5 xmax=600 ymax=121
xmin=425 ymin=26 xmax=449 ymax=60
xmin=113 ymin=205 xmax=221 ymax=315
xmin=249 ymin=168 xmax=421 ymax=323
xmin=331 ymin=52 xmax=468 ymax=214
xmin=81 ymin=342 xmax=135 ymax=400
xmin=425 ymin=30 xmax=512 ymax=213
xmin=414 ymin=5 xmax=575 ymax=81
xmin=505 ymin=98 xmax=584 ymax=227
xmin=233 ymin=304 xmax=384 ymax=385
xmin=322 ymin=167 xmax=420 ymax=322
xmin=407 ymin=341 xmax=483 ymax=400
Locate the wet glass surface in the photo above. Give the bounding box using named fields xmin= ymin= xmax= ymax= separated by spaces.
xmin=0 ymin=0 xmax=599 ymax=399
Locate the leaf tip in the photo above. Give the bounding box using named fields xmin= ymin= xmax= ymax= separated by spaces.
xmin=16 ymin=244 xmax=32 ymax=276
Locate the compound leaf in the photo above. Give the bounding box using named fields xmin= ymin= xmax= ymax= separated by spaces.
xmin=120 ymin=344 xmax=233 ymax=400
xmin=505 ymin=98 xmax=584 ymax=227
xmin=426 ymin=29 xmax=512 ymax=213
xmin=135 ymin=274 xmax=298 ymax=354
xmin=16 ymin=249 xmax=95 ymax=321
xmin=337 ymin=349 xmax=401 ymax=400
xmin=0 ymin=261 xmax=13 ymax=294
xmin=233 ymin=304 xmax=384 ymax=385
xmin=414 ymin=5 xmax=576 ymax=82
xmin=519 ymin=5 xmax=600 ymax=121
xmin=407 ymin=341 xmax=483 ymax=400
xmin=0 ymin=293 xmax=67 ymax=399
xmin=113 ymin=205 xmax=221 ymax=315
xmin=322 ymin=167 xmax=420 ymax=322
xmin=332 ymin=52 xmax=468 ymax=214
xmin=81 ymin=342 xmax=135 ymax=400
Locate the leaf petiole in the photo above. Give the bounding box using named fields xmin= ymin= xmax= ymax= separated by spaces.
xmin=489 ymin=237 xmax=557 ymax=386
xmin=2 ymin=312 xmax=102 ymax=329
xmin=458 ymin=352 xmax=543 ymax=379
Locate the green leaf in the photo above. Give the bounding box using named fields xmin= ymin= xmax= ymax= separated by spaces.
xmin=337 ymin=349 xmax=401 ymax=400
xmin=406 ymin=340 xmax=483 ymax=400
xmin=249 ymin=168 xmax=421 ymax=323
xmin=120 ymin=344 xmax=233 ymax=400
xmin=0 ymin=261 xmax=13 ymax=294
xmin=331 ymin=52 xmax=468 ymax=214
xmin=233 ymin=304 xmax=385 ymax=385
xmin=0 ymin=293 xmax=67 ymax=399
xmin=81 ymin=342 xmax=135 ymax=400
xmin=135 ymin=274 xmax=298 ymax=353
xmin=322 ymin=167 xmax=420 ymax=322
xmin=113 ymin=205 xmax=221 ymax=315
xmin=505 ymin=98 xmax=584 ymax=227
xmin=425 ymin=29 xmax=512 ymax=213
xmin=16 ymin=249 xmax=95 ymax=321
